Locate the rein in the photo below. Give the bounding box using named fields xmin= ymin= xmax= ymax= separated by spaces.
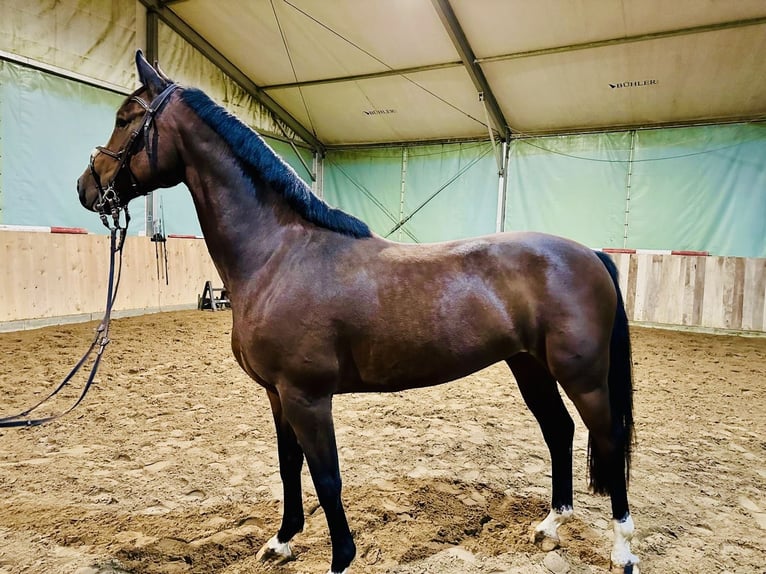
xmin=0 ymin=84 xmax=178 ymax=428
xmin=0 ymin=222 xmax=126 ymax=428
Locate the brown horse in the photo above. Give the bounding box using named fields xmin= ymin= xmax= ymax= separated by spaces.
xmin=77 ymin=51 xmax=639 ymax=574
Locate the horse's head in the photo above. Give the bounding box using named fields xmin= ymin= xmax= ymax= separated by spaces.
xmin=77 ymin=51 xmax=182 ymax=214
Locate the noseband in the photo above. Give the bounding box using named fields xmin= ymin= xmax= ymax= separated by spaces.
xmin=89 ymin=83 xmax=179 ymax=233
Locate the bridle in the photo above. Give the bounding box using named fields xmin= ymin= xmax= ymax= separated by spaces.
xmin=89 ymin=82 xmax=179 ymax=235
xmin=0 ymin=83 xmax=179 ymax=428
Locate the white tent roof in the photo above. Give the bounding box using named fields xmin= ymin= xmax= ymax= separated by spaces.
xmin=146 ymin=0 xmax=766 ymax=148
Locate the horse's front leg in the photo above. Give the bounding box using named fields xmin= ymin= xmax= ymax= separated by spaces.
xmin=256 ymin=389 xmax=305 ymax=565
xmin=281 ymin=389 xmax=356 ymax=574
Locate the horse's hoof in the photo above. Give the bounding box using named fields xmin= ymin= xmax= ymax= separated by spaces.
xmin=610 ymin=561 xmax=639 ymax=574
xmin=531 ymin=528 xmax=560 ymax=551
xmin=530 ymin=507 xmax=571 ymax=552
xmin=256 ymin=534 xmax=295 ymax=564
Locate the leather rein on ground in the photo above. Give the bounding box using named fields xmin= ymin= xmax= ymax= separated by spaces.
xmin=0 ymin=84 xmax=178 ymax=428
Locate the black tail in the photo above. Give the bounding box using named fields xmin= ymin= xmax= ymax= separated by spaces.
xmin=589 ymin=251 xmax=635 ymax=494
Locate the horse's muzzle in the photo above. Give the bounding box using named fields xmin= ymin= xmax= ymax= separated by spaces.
xmin=77 ymin=176 xmax=96 ymax=211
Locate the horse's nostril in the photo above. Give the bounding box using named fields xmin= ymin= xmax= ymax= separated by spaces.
xmin=77 ymin=178 xmax=90 ymax=208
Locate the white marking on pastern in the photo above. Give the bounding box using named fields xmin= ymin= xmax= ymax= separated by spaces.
xmin=532 ymin=506 xmax=573 ymax=550
xmin=611 ymin=513 xmax=639 ymax=572
xmin=255 ymin=534 xmax=294 ymax=562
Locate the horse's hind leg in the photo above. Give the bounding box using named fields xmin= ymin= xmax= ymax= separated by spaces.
xmin=256 ymin=389 xmax=305 ymax=564
xmin=507 ymin=353 xmax=575 ymax=550
xmin=564 ymin=383 xmax=639 ymax=572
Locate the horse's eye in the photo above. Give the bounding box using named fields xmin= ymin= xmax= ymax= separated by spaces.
xmin=115 ymin=117 xmax=129 ymax=129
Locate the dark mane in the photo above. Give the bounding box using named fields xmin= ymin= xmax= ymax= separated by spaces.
xmin=179 ymin=88 xmax=371 ymax=239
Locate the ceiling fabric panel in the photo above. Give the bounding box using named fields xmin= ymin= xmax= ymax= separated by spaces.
xmin=268 ymin=68 xmax=489 ymax=145
xmin=485 ymin=25 xmax=766 ymax=134
xmin=172 ymin=0 xmax=457 ymax=86
xmin=157 ymin=21 xmax=290 ymax=137
xmin=155 ymin=0 xmax=766 ymax=145
xmin=452 ymin=0 xmax=766 ymax=57
xmin=0 ymin=0 xmax=138 ymax=88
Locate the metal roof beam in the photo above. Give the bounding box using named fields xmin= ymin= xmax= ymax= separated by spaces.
xmin=477 ymin=16 xmax=766 ymax=64
xmin=138 ymin=0 xmax=325 ymax=154
xmin=430 ymin=0 xmax=508 ymax=140
xmin=144 ymin=9 xmax=160 ymax=238
xmin=325 ymin=134 xmax=493 ymax=151
xmin=262 ymin=61 xmax=463 ymax=91
xmin=145 ymin=9 xmax=159 ymax=64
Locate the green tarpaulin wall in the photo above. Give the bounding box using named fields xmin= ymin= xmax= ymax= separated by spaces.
xmin=507 ymin=125 xmax=766 ymax=256
xmin=1 ymin=60 xmax=764 ymax=257
xmin=156 ymin=136 xmax=313 ymax=238
xmin=0 ymin=60 xmax=313 ymax=238
xmin=327 ymin=125 xmax=765 ymax=256
xmin=323 ymin=142 xmax=500 ymax=243
xmin=0 ymin=60 xmax=141 ymax=233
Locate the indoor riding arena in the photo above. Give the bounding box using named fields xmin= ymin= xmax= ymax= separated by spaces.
xmin=1 ymin=3 xmax=765 ymax=574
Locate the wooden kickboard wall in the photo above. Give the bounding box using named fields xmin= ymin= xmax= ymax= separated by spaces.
xmin=610 ymin=253 xmax=765 ymax=333
xmin=1 ymin=232 xmax=764 ymax=333
xmin=0 ymin=232 xmax=221 ymax=329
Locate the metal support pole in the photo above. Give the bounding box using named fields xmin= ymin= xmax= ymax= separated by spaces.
xmin=623 ymin=130 xmax=637 ymax=248
xmin=144 ymin=8 xmax=160 ymax=237
xmin=313 ymin=152 xmax=324 ymax=198
xmin=398 ymin=147 xmax=409 ymax=241
xmin=496 ymin=135 xmax=510 ymax=233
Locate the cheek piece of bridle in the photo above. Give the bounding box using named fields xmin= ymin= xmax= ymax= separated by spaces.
xmin=0 ymin=83 xmax=179 ymax=428
xmin=91 ymin=82 xmax=180 ymax=234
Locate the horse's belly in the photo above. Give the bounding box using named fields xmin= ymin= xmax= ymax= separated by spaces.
xmin=340 ymin=335 xmax=521 ymax=393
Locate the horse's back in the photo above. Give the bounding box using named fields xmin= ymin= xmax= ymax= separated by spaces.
xmin=330 ymin=231 xmax=617 ymax=391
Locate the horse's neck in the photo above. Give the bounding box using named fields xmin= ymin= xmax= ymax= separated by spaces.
xmin=177 ymin=124 xmax=292 ymax=288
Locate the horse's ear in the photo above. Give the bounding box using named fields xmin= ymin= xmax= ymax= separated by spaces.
xmin=135 ymin=50 xmax=167 ymax=96
xmin=155 ymin=62 xmax=173 ymax=83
